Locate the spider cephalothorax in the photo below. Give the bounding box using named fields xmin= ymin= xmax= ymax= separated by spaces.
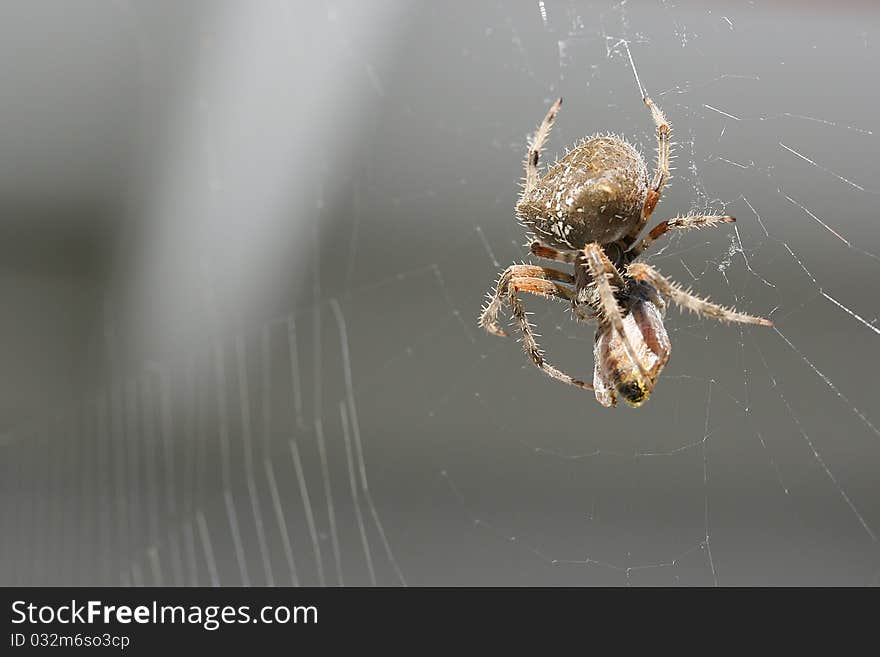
xmin=479 ymin=96 xmax=772 ymax=407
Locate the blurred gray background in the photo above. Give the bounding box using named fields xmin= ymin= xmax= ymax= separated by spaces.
xmin=1 ymin=0 xmax=879 ymax=586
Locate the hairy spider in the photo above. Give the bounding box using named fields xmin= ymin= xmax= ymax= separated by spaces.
xmin=479 ymin=96 xmax=773 ymax=407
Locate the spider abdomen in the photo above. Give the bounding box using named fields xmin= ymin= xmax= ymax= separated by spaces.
xmin=517 ymin=136 xmax=648 ymax=251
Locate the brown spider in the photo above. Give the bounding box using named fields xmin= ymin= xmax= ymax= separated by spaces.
xmin=479 ymin=96 xmax=773 ymax=407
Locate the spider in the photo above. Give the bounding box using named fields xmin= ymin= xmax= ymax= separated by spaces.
xmin=479 ymin=95 xmax=773 ymax=407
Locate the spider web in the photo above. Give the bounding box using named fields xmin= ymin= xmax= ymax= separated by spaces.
xmin=1 ymin=0 xmax=879 ymax=586
xmin=435 ymin=0 xmax=880 ymax=585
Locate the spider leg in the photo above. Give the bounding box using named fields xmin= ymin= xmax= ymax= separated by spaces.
xmin=645 ymin=95 xmax=670 ymax=206
xmin=581 ymin=243 xmax=652 ymax=383
xmin=529 ymin=240 xmax=578 ymax=264
xmin=626 ymin=213 xmax=735 ymax=262
xmin=621 ymin=96 xmax=671 ymax=249
xmin=527 ymin=241 xmax=593 ymax=321
xmin=506 ymin=276 xmax=593 ymax=390
xmin=479 ymin=264 xmax=574 ymax=337
xmin=627 ymin=262 xmax=773 ymax=326
xmin=522 ymin=98 xmax=563 ymax=201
